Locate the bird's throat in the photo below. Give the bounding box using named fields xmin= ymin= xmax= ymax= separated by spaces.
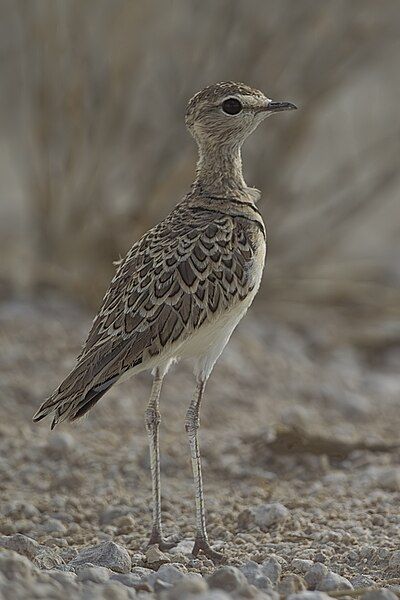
xmin=194 ymin=143 xmax=247 ymax=197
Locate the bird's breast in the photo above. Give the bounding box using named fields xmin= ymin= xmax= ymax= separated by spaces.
xmin=246 ymin=220 xmax=267 ymax=293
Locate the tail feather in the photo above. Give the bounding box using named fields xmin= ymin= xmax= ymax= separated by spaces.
xmin=70 ymin=387 xmax=110 ymax=421
xmin=32 ymin=339 xmax=133 ymax=428
xmin=69 ymin=374 xmax=120 ymax=421
xmin=33 ymin=374 xmax=119 ymax=428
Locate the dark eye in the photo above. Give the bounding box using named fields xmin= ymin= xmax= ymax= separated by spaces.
xmin=222 ymin=98 xmax=242 ymax=115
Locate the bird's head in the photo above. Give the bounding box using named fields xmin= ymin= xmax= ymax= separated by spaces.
xmin=185 ymin=81 xmax=297 ymax=149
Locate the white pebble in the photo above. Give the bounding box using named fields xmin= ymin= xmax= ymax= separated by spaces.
xmin=316 ymin=571 xmax=353 ymax=592
xmin=75 ymin=564 xmax=111 ymax=583
xmin=253 ymin=503 xmax=290 ymax=529
xmin=292 ymin=559 xmax=314 ymax=574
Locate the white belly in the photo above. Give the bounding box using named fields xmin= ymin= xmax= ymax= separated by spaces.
xmin=177 ymin=297 xmax=251 ymax=379
xmin=179 ymin=236 xmax=265 ymax=379
xmin=122 ymin=289 xmax=257 ymax=384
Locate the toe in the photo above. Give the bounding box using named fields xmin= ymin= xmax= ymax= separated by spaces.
xmin=192 ymin=536 xmax=225 ymax=563
xmin=147 ymin=531 xmax=180 ymax=551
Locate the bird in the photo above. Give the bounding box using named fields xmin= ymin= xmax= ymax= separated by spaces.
xmin=33 ymin=81 xmax=296 ymax=562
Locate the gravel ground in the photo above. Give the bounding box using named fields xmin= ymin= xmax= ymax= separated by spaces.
xmin=0 ymin=296 xmax=399 ymax=600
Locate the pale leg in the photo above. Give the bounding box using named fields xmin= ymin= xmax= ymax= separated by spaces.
xmin=185 ymin=378 xmax=224 ymax=562
xmin=145 ymin=367 xmax=177 ymax=550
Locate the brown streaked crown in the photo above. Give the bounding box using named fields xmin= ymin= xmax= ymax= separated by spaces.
xmin=185 ymin=81 xmax=265 ymax=124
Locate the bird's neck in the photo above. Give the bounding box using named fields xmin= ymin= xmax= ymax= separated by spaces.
xmin=193 ymin=142 xmax=247 ymax=197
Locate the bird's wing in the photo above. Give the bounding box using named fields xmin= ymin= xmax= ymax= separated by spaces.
xmin=33 ymin=202 xmax=257 ymax=426
xmin=80 ymin=203 xmax=257 ymax=360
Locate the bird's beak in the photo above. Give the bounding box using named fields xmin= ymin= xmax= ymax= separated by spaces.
xmin=261 ymin=100 xmax=297 ymax=113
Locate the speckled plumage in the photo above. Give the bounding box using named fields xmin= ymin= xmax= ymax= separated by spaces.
xmin=33 ymin=81 xmax=296 ymax=560
xmin=33 ymin=195 xmax=265 ymax=427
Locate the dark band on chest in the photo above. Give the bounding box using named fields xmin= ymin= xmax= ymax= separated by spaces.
xmin=207 ymin=195 xmax=263 ymax=218
xmin=190 ymin=205 xmax=266 ymax=240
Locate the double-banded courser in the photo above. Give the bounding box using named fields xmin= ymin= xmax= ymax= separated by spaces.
xmin=33 ymin=82 xmax=296 ymax=561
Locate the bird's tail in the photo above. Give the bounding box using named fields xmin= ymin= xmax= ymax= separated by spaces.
xmin=33 ymin=339 xmax=134 ymax=428
xmin=32 ymin=367 xmax=119 ymax=429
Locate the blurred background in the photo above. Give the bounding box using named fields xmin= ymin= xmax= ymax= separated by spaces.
xmin=0 ymin=0 xmax=399 ymax=313
xmin=0 ymin=0 xmax=400 ymax=585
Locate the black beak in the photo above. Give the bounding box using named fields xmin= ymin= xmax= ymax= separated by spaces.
xmin=263 ymin=100 xmax=297 ymax=113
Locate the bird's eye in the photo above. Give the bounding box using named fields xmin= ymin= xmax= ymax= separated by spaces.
xmin=221 ymin=98 xmax=242 ymax=115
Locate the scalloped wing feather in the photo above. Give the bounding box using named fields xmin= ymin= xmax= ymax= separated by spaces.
xmin=33 ymin=201 xmax=261 ymax=426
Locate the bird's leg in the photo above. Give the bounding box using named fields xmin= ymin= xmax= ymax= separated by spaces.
xmin=145 ymin=368 xmax=177 ymax=551
xmin=185 ymin=378 xmax=224 ymax=562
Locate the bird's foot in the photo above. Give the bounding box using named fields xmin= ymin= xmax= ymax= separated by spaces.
xmin=147 ymin=530 xmax=180 ymax=551
xmin=192 ymin=535 xmax=225 ymax=563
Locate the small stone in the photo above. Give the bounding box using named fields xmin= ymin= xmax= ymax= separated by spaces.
xmin=389 ymin=550 xmax=400 ymax=568
xmin=52 ymin=564 xmax=75 ymax=572
xmin=255 ymin=503 xmax=290 ymax=529
xmin=167 ymin=575 xmax=208 ymax=599
xmin=291 ymin=559 xmax=314 ymax=574
xmin=99 ymin=581 xmax=131 ymax=599
xmin=60 ymin=547 xmax=78 ymax=563
xmin=262 ymin=556 xmax=282 ymax=584
xmin=237 ymin=509 xmax=255 ymax=530
xmin=0 ymin=549 xmax=37 ymax=581
xmin=376 ymin=468 xmax=400 ymax=492
xmin=76 ymin=564 xmax=111 ymax=583
xmin=67 ymin=523 xmax=80 ymax=535
xmin=46 ymin=569 xmax=78 ymax=585
xmin=371 ymin=514 xmax=385 ymax=526
xmin=361 ymin=590 xmax=398 ymax=600
xmin=41 ymin=518 xmax=67 ymax=533
xmin=240 ymin=561 xmax=273 ymax=590
xmin=169 ymin=553 xmax=189 ymax=565
xmin=288 ymin=592 xmax=333 ymax=600
xmin=111 ymin=572 xmax=145 ymax=588
xmin=0 ymin=523 xmax=16 ymax=535
xmin=169 ymin=539 xmax=194 ymax=556
xmin=145 ymin=544 xmax=170 ymax=567
xmin=130 ymin=566 xmax=154 ymax=579
xmin=351 ymin=575 xmax=375 ymax=588
xmin=147 ymin=563 xmax=186 ymax=587
xmin=115 ymin=515 xmax=135 ymax=533
xmin=305 ymin=563 xmax=329 ymax=589
xmin=239 ymin=503 xmax=290 ymax=531
xmin=50 ymin=511 xmax=73 ymax=523
xmin=47 ymin=432 xmax=75 ymax=456
xmin=278 ymin=574 xmax=307 ymax=595
xmin=316 ymin=571 xmax=353 ymax=592
xmin=69 ymin=541 xmax=131 ymax=573
xmin=208 ymin=566 xmax=247 ymax=592
xmin=0 ymin=534 xmax=40 ymax=560
xmin=100 ymin=506 xmax=134 ymax=525
xmin=33 ymin=547 xmax=65 ymax=570
xmin=4 ymin=501 xmax=39 ymax=519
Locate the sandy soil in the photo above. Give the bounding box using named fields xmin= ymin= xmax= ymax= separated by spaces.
xmin=0 ymin=296 xmax=399 ymax=599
